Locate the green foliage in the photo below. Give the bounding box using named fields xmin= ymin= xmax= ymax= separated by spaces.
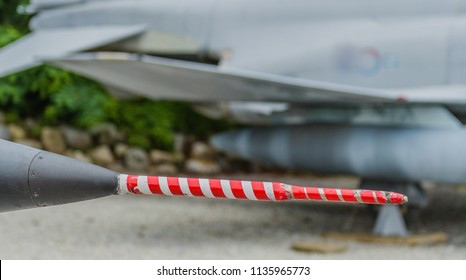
xmin=0 ymin=64 xmax=111 ymax=127
xmin=111 ymin=101 xmax=234 ymax=150
xmin=0 ymin=0 xmax=30 ymax=32
xmin=112 ymin=101 xmax=177 ymax=150
xmin=0 ymin=25 xmax=22 ymax=47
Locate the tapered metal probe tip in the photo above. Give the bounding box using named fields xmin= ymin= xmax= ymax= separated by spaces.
xmin=402 ymin=195 xmax=408 ymax=204
xmin=388 ymin=192 xmax=409 ymax=205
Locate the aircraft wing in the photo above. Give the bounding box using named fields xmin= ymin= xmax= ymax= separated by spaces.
xmin=48 ymin=52 xmax=466 ymax=105
xmin=0 ymin=26 xmax=145 ymax=77
xmin=392 ymin=85 xmax=466 ymax=104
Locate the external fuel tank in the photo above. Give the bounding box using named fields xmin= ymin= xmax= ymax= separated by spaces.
xmin=211 ymin=125 xmax=466 ymax=183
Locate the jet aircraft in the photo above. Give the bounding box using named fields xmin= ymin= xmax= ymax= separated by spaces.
xmin=2 ymin=0 xmax=466 ymax=235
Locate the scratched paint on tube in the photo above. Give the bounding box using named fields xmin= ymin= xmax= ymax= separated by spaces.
xmin=118 ymin=174 xmax=407 ymax=205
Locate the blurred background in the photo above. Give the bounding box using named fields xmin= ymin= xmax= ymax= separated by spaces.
xmin=0 ymin=0 xmax=241 ymax=176
xmin=1 ymin=0 xmax=466 ymax=259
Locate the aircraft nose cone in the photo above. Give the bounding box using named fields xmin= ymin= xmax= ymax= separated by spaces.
xmin=0 ymin=140 xmax=118 ymax=212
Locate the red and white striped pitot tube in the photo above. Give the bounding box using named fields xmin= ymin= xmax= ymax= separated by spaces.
xmin=117 ymin=174 xmax=408 ymax=205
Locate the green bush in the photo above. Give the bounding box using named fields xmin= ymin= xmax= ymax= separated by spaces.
xmin=0 ymin=0 xmax=30 ymax=32
xmin=0 ymin=64 xmax=111 ymax=126
xmin=0 ymin=25 xmax=22 ymax=47
xmin=111 ymin=101 xmax=234 ymax=150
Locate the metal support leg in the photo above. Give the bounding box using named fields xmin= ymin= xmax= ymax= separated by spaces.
xmin=373 ymin=205 xmax=408 ymax=236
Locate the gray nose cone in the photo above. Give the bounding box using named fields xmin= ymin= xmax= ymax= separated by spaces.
xmin=0 ymin=139 xmax=118 ymax=212
xmin=28 ymin=151 xmax=119 ymax=207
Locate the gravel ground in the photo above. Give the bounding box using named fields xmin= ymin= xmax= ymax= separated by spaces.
xmin=0 ymin=173 xmax=465 ymax=259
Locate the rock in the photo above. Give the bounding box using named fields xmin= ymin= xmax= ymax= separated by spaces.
xmin=149 ymin=149 xmax=174 ymax=164
xmin=23 ymin=118 xmax=42 ymax=138
xmin=90 ymin=145 xmax=115 ymax=166
xmin=41 ymin=127 xmax=66 ymax=154
xmin=65 ymin=150 xmax=92 ymax=163
xmin=23 ymin=118 xmax=37 ymax=130
xmin=213 ymin=155 xmax=234 ymax=173
xmin=184 ymin=158 xmax=221 ymax=174
xmin=15 ymin=139 xmax=42 ymax=149
xmin=148 ymin=163 xmax=178 ymax=175
xmin=174 ymin=133 xmax=194 ymax=158
xmin=114 ymin=143 xmax=129 ymax=159
xmin=61 ymin=126 xmax=91 ymax=149
xmin=291 ymin=241 xmax=348 ymax=254
xmin=173 ymin=133 xmax=186 ymax=154
xmin=107 ymin=163 xmax=126 ymax=173
xmin=91 ymin=123 xmax=123 ymax=144
xmin=190 ymin=141 xmax=216 ymax=159
xmin=8 ymin=124 xmax=27 ymax=141
xmin=125 ymin=147 xmax=149 ymax=171
xmin=0 ymin=124 xmax=11 ymax=140
xmin=173 ymin=152 xmax=184 ymax=163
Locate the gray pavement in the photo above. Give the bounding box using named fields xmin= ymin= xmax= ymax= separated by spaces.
xmin=0 ymin=173 xmax=465 ymax=259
